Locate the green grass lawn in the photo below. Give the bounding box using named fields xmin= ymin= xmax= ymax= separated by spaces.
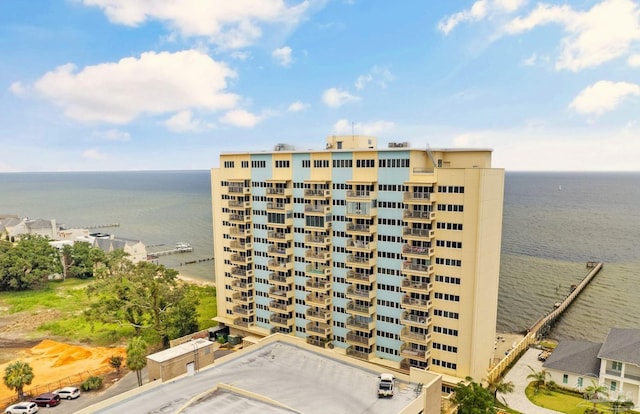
xmin=0 ymin=278 xmax=218 ymax=347
xmin=526 ymin=383 xmax=640 ymax=414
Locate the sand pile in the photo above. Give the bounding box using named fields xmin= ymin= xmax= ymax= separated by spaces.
xmin=0 ymin=340 xmax=126 ymax=400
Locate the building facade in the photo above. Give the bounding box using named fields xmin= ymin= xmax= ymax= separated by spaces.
xmin=211 ymin=136 xmax=504 ymax=384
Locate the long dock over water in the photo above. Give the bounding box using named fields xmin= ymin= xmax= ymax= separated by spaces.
xmin=487 ymin=261 xmax=604 ymax=382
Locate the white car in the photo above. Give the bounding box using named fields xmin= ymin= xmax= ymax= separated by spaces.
xmin=377 ymin=373 xmax=395 ymax=397
xmin=53 ymin=386 xmax=81 ymax=400
xmin=5 ymin=402 xmax=38 ymax=414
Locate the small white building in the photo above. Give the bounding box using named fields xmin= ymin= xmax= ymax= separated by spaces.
xmin=543 ymin=328 xmax=640 ymax=408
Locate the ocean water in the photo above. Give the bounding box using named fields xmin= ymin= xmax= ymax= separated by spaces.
xmin=0 ymin=170 xmax=638 ymax=342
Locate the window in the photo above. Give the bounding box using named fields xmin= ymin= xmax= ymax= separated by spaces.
xmin=562 ymin=374 xmax=568 ymax=384
xmin=577 ymin=377 xmax=583 ymax=388
xmin=612 ymin=361 xmax=623 ymax=371
xmin=224 ymin=161 xmax=235 ymax=168
xmin=611 ymin=381 xmax=617 ymax=391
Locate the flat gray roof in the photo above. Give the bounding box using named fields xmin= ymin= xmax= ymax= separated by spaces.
xmin=91 ymin=340 xmax=420 ymax=414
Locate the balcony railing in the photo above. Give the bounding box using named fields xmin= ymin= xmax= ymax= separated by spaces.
xmin=306 ymin=308 xmax=331 ymax=321
xmin=346 ymin=346 xmax=372 ymax=360
xmin=346 ymin=316 xmax=374 ymax=331
xmin=306 ymin=293 xmax=331 ymax=306
xmin=345 ymin=271 xmax=374 ymax=283
xmin=346 ymin=301 xmax=374 ymax=316
xmin=346 ymin=190 xmax=375 ymax=199
xmin=402 ymin=245 xmax=433 ymax=256
xmin=346 ymin=286 xmax=375 ymax=300
xmin=305 ymin=280 xmax=331 ymax=291
xmin=305 ymin=264 xmax=330 ymax=276
xmin=232 ymin=306 xmax=254 ymax=316
xmin=403 ymin=228 xmax=434 ymax=238
xmin=401 ymin=279 xmax=433 ymax=292
xmin=346 ymin=332 xmax=374 ymax=346
xmin=401 ymin=312 xmax=431 ymax=326
xmin=304 ymin=189 xmax=330 ymax=197
xmin=305 ymin=235 xmax=331 ymax=245
xmin=403 ymin=192 xmax=433 ymax=201
xmin=346 ymin=223 xmax=374 ymax=233
xmin=305 ymin=205 xmax=331 ymax=214
xmin=401 ymin=295 xmax=430 ymax=307
xmin=400 ymin=327 xmax=431 ymax=344
xmin=402 ymin=262 xmax=433 ymax=274
xmin=306 ymin=322 xmax=331 ymax=335
xmin=403 ymin=210 xmax=435 ymax=220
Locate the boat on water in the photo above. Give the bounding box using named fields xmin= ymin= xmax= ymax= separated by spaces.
xmin=175 ymin=242 xmax=192 ymax=251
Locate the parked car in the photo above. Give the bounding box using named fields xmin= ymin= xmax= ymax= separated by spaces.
xmin=4 ymin=401 xmax=38 ymax=414
xmin=29 ymin=393 xmax=60 ymax=408
xmin=377 ymin=373 xmax=395 ymax=397
xmin=53 ymin=386 xmax=80 ymax=400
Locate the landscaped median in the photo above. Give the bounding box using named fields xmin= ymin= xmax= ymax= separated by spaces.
xmin=526 ymin=383 xmax=640 ymax=414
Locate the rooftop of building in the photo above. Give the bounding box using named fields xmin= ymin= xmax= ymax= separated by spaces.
xmin=82 ymin=335 xmax=433 ymax=414
xmin=542 ymin=340 xmax=602 ymax=376
xmin=219 ymin=135 xmax=493 ymax=155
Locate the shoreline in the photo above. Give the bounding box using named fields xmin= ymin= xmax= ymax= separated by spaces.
xmin=176 ymin=272 xmax=215 ymax=287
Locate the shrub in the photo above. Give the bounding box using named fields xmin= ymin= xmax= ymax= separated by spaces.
xmin=81 ymin=376 xmax=103 ymax=391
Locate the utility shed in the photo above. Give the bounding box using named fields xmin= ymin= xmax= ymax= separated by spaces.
xmin=147 ymin=338 xmax=215 ymax=382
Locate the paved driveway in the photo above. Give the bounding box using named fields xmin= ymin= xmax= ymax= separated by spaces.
xmin=498 ymin=348 xmax=561 ymax=414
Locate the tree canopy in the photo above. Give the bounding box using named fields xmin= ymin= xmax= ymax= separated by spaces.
xmin=0 ymin=235 xmax=61 ymax=290
xmin=86 ymin=253 xmax=200 ymax=347
xmin=452 ymin=377 xmax=497 ymax=414
xmin=126 ymin=336 xmax=148 ymax=387
xmin=3 ymin=360 xmax=34 ymax=399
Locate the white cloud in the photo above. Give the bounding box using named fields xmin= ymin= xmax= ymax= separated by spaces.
xmin=230 ymin=51 xmax=251 ymax=60
xmin=94 ymin=128 xmax=131 ymax=141
xmin=81 ymin=0 xmax=310 ymax=49
xmin=8 ymin=81 xmax=26 ymax=97
xmin=333 ymin=119 xmax=395 ymax=136
xmin=505 ymin=0 xmax=640 ymax=71
xmin=220 ymin=109 xmax=261 ymax=128
xmin=30 ymin=50 xmax=238 ymax=124
xmin=287 ymin=101 xmax=309 ymax=112
xmin=629 ymin=54 xmax=640 ymax=67
xmin=438 ymin=0 xmax=526 ymax=34
xmin=82 ymin=148 xmax=108 ymax=160
xmin=322 ymin=88 xmax=360 ymax=108
xmin=522 ymin=53 xmax=537 ymax=66
xmin=272 ymin=46 xmax=293 ymax=66
xmin=164 ymin=110 xmax=210 ymax=132
xmin=569 ymin=80 xmax=640 ymax=115
xmin=354 ymin=66 xmax=394 ymax=90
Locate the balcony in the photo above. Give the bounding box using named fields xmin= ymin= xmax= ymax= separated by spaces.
xmin=346 ymin=255 xmax=375 ymax=268
xmin=401 ymin=295 xmax=431 ymax=310
xmin=267 ymin=230 xmax=292 ymax=242
xmin=306 ymin=308 xmax=331 ymax=322
xmin=346 ymin=346 xmax=373 ymax=360
xmin=403 ymin=228 xmax=435 ymax=240
xmin=234 ymin=318 xmax=254 ymax=328
xmin=401 ymin=312 xmax=432 ymax=327
xmin=402 ymin=244 xmax=434 ymax=258
xmin=268 ymin=300 xmax=294 ymax=313
xmin=229 ymin=240 xmax=252 ymax=251
xmin=403 ymin=210 xmax=436 ymax=222
xmin=268 ymin=245 xmax=293 ymax=257
xmin=268 ymin=286 xmax=293 ymax=300
xmin=346 ymin=222 xmax=377 ymax=235
xmin=403 ymin=192 xmax=436 ymax=204
xmin=270 ymin=314 xmax=294 ymax=328
xmin=400 ymin=327 xmax=431 ymax=345
xmin=345 ymin=271 xmax=375 ymax=284
xmin=304 ymin=188 xmax=331 ymax=198
xmin=306 ymin=321 xmax=332 ymax=336
xmin=267 ymin=216 xmax=293 ymax=228
xmin=402 ymin=262 xmax=433 ymax=276
xmin=400 ymin=344 xmax=429 ymax=361
xmin=345 ymin=207 xmax=377 ymax=219
xmin=346 ymin=286 xmax=375 ymax=300
xmin=228 ymin=213 xmax=251 ymax=224
xmin=346 ymin=316 xmax=375 ymax=332
xmin=268 ymin=272 xmax=293 ymax=286
xmin=231 ymin=292 xmax=253 ymax=305
xmin=230 ymin=254 xmax=252 ymax=265
xmin=266 ymin=187 xmax=292 ymax=197
xmin=305 ymin=279 xmax=331 ymax=292
xmin=228 ymin=199 xmax=251 ymax=209
xmin=346 ymin=190 xmax=377 ymax=200
xmin=230 ymin=267 xmax=253 ymax=278
xmin=268 ymin=259 xmax=293 ymax=271
xmin=226 ymin=186 xmax=250 ymax=195
xmin=306 ymin=293 xmax=331 ymax=307
xmin=346 ymin=239 xmax=377 ymax=252
xmin=230 ymin=280 xmax=254 ymax=292
xmin=304 ymin=204 xmax=331 ymax=215
xmin=232 ymin=305 xmax=254 ymax=316
xmin=401 ymin=278 xmax=433 ymax=293
xmin=306 ymin=336 xmax=331 ymax=348
xmin=305 ymin=234 xmax=331 ymax=246
xmin=229 ymin=227 xmax=251 ymax=238
xmin=346 ymin=300 xmax=375 ymax=316
xmin=346 ymin=332 xmax=375 ymax=347
xmin=270 ymin=326 xmax=291 ymax=335
xmin=305 ymin=264 xmax=331 ymax=277
xmin=305 ymin=249 xmax=331 ymax=262
xmin=266 ymin=202 xmax=291 ymax=212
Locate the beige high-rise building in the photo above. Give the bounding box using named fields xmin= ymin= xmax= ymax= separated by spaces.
xmin=211 ymin=136 xmax=504 ymax=386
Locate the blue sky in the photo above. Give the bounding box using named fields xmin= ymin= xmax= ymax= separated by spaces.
xmin=1 ymin=0 xmax=639 ymax=172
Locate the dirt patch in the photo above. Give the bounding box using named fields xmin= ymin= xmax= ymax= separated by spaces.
xmin=0 ymin=339 xmax=126 ymax=400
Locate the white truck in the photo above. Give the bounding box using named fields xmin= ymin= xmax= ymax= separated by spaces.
xmin=377 ymin=373 xmax=395 ymax=397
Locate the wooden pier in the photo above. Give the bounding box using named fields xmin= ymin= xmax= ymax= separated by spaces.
xmin=149 ymin=243 xmax=193 ymax=257
xmin=486 ymin=261 xmax=603 ymax=382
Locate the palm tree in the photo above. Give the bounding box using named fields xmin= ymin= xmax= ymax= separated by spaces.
xmin=3 ymin=361 xmax=34 ymax=400
xmin=485 ymin=376 xmax=515 ymax=403
xmin=526 ymin=365 xmax=551 ymax=394
xmin=584 ymin=380 xmax=610 ymax=413
xmin=126 ymin=336 xmax=148 ymax=387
